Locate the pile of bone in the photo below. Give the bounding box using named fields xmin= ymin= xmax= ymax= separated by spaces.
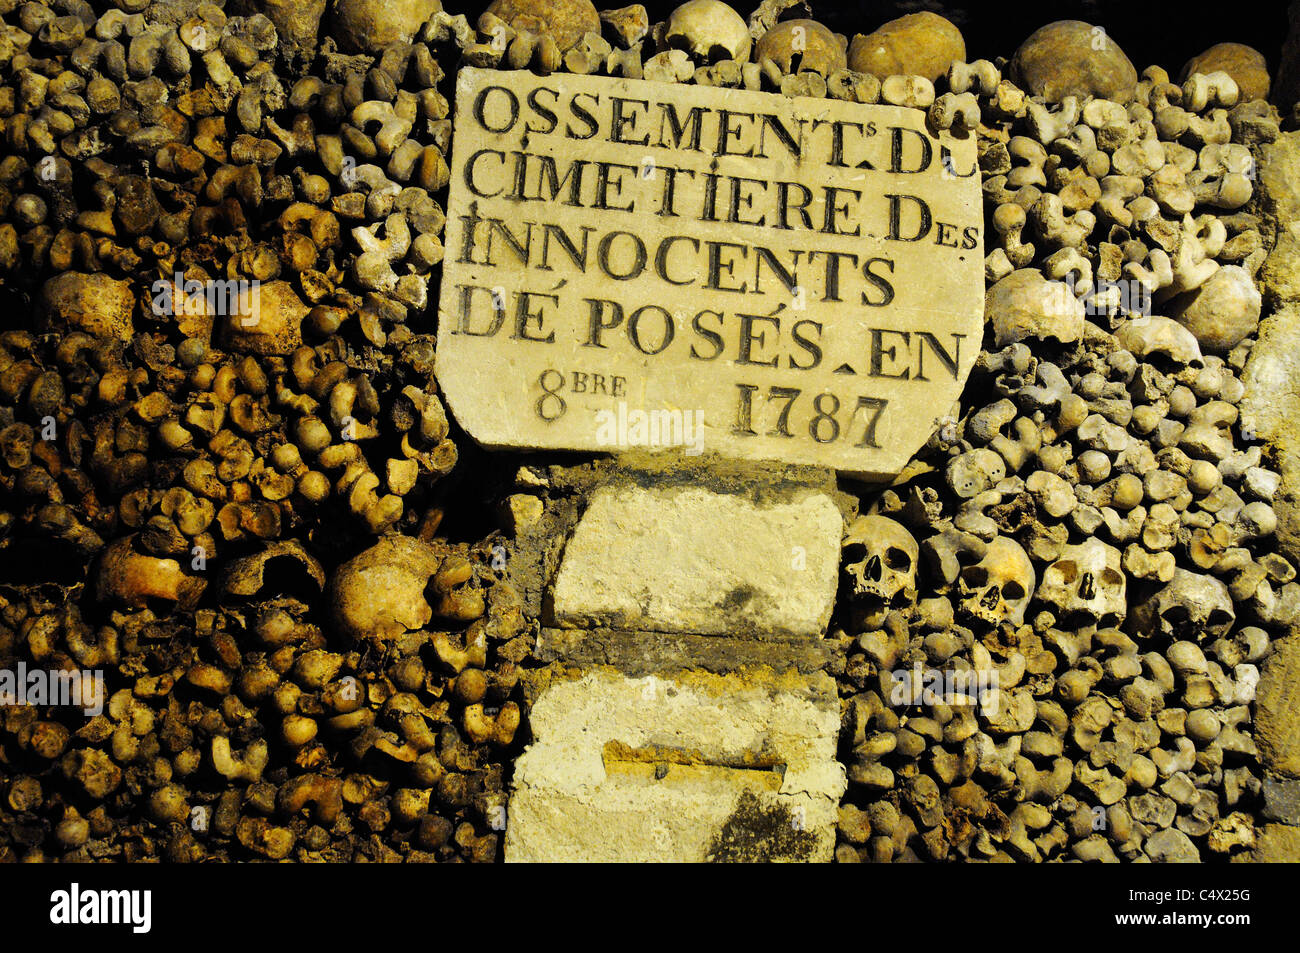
xmin=833 ymin=17 xmax=1285 ymax=862
xmin=0 ymin=0 xmax=533 ymax=863
xmin=464 ymin=0 xmax=1289 ymax=865
xmin=0 ymin=0 xmax=1291 ymax=865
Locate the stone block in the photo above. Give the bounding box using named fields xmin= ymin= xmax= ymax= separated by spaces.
xmin=549 ymin=481 xmax=841 ymax=637
xmin=435 ymin=67 xmax=984 ymax=480
xmin=1263 ymin=776 xmax=1300 ymax=824
xmin=1255 ymin=637 xmax=1300 ymax=777
xmin=505 ymin=668 xmax=845 ymax=862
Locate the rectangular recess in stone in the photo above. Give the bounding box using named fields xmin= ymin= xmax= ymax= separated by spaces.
xmin=532 ymin=628 xmax=835 ymax=676
xmin=548 ymin=483 xmax=841 ymax=637
xmin=437 ymin=67 xmax=984 ymax=479
xmin=505 ymin=668 xmax=845 ymax=862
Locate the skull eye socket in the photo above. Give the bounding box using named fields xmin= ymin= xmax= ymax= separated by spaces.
xmin=1002 ymin=581 xmax=1026 ymax=601
xmin=708 ymin=42 xmax=738 ymax=64
xmin=843 ymin=543 xmax=867 ymax=564
xmin=666 ymin=33 xmax=692 ymax=54
xmin=1207 ymin=609 xmax=1234 ymax=630
xmin=1101 ymin=569 xmax=1124 ymax=586
xmin=1053 ymin=561 xmax=1079 ymax=584
xmin=675 ymin=40 xmax=737 ymax=64
xmin=962 ymin=567 xmax=989 ymax=588
xmin=1162 ymin=605 xmax=1191 ymax=627
xmin=885 ymin=547 xmax=912 ymax=570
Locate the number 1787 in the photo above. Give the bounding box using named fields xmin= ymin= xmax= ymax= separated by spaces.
xmin=731 ymin=384 xmax=888 ymax=447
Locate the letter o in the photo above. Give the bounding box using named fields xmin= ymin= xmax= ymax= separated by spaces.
xmin=473 ymin=86 xmax=520 ymax=133
xmin=628 ymin=305 xmax=675 ymax=355
xmin=598 ymin=230 xmax=648 ymax=280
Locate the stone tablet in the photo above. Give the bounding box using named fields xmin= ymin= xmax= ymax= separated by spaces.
xmin=437 ymin=68 xmax=983 ymax=479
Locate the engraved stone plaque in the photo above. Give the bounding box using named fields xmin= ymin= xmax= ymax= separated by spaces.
xmin=437 ymin=67 xmax=983 ymax=479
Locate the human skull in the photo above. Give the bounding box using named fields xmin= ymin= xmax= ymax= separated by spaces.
xmin=841 ymin=515 xmax=918 ymax=606
xmin=957 ymin=536 xmax=1035 ymax=626
xmin=664 ymin=0 xmax=751 ymax=64
xmin=220 ymin=540 xmax=327 ymax=602
xmin=329 ymin=535 xmax=443 ymax=644
xmin=1037 ymin=539 xmax=1126 ymax=626
xmin=1130 ymin=568 xmax=1235 ymax=641
xmin=1113 ymin=316 xmax=1204 ymax=366
xmin=482 ymin=0 xmax=601 ymax=52
xmin=754 ymin=19 xmax=847 ymax=76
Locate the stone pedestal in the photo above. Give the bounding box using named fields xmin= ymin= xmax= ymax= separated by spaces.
xmin=506 ymin=668 xmax=843 ymax=862
xmin=503 ymin=458 xmax=849 ymax=862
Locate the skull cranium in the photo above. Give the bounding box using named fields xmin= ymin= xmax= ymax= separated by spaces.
xmin=1037 ymin=539 xmax=1127 ymax=626
xmin=842 ymin=515 xmax=918 ymax=606
xmin=664 ymin=0 xmax=751 ymax=64
xmin=329 ymin=535 xmax=443 ymax=644
xmin=754 ymin=19 xmax=847 ymax=76
xmin=1130 ymin=568 xmax=1235 ymax=641
xmin=957 ymin=536 xmax=1035 ymax=627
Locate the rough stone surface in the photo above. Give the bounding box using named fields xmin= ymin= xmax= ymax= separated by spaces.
xmin=534 ymin=627 xmax=833 ymax=676
xmin=1179 ymin=43 xmax=1271 ymax=102
xmin=437 ymin=68 xmax=984 ymax=480
xmin=1257 ymin=131 xmax=1300 ymax=306
xmin=329 ymin=0 xmax=442 ymax=53
xmin=1244 ymin=132 xmax=1300 ymax=566
xmin=1255 ymin=638 xmax=1300 ymax=778
xmin=1263 ymin=776 xmax=1300 ymax=824
xmin=1011 ymin=20 xmax=1138 ymax=103
xmin=846 ymin=12 xmax=964 ymax=83
xmin=506 ymin=668 xmax=845 ymax=862
xmin=1169 ymin=264 xmax=1262 ymax=354
xmin=1248 ymin=823 xmax=1300 ymax=862
xmin=1244 ymin=118 xmax=1300 ymax=863
xmin=550 ymin=482 xmax=841 ymax=637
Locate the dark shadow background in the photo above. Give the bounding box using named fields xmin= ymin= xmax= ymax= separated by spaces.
xmin=640 ymin=0 xmax=1292 ymax=78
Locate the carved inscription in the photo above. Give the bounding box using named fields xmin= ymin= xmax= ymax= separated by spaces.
xmin=436 ymin=67 xmax=984 ymax=478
